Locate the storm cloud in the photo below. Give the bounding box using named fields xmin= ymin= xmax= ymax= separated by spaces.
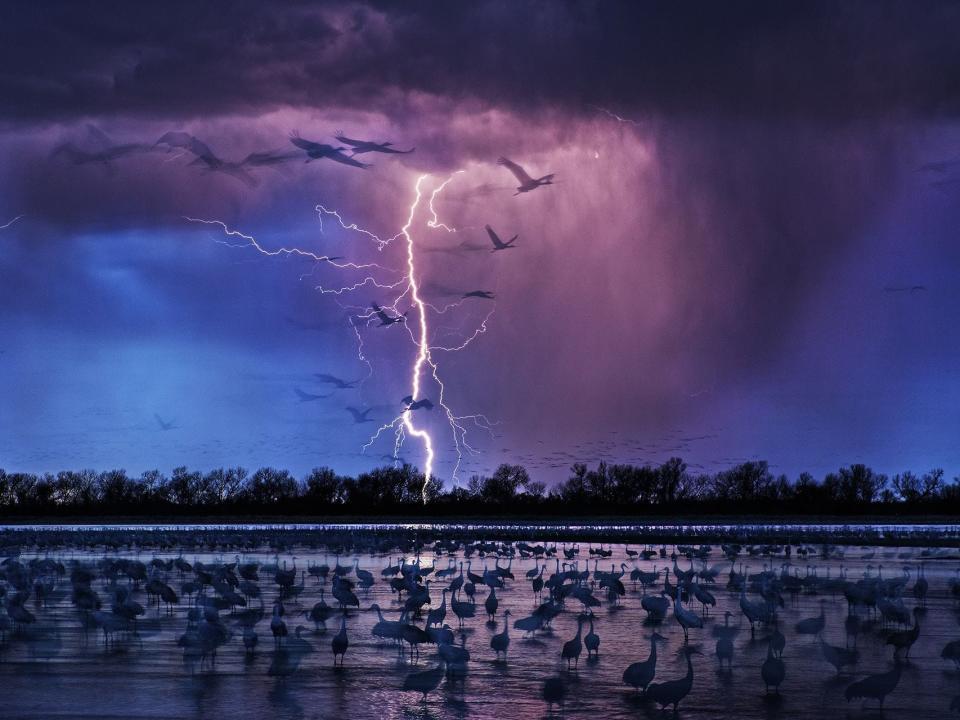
xmin=2 ymin=2 xmax=959 ymax=483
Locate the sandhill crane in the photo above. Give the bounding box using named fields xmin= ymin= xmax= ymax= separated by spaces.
xmin=886 ymin=608 xmax=920 ymax=659
xmin=584 ymin=615 xmax=600 ymax=658
xmin=402 ymin=664 xmax=445 ymax=701
xmin=437 ymin=634 xmax=470 ymax=676
xmin=334 ymin=132 xmax=415 ymax=156
xmin=451 ymin=591 xmax=475 ymax=628
xmin=401 ymin=618 xmax=431 ymax=661
xmin=715 ymin=611 xmax=735 ymax=670
xmin=690 ymin=582 xmax=716 ymax=615
xmin=646 ymin=647 xmax=700 ymax=712
xmin=332 ymin=576 xmax=360 ymax=610
xmin=485 ymin=225 xmax=518 ymax=252
xmin=795 ymin=599 xmax=827 ymax=638
xmin=369 ymin=604 xmax=402 ymax=644
xmin=739 ymin=589 xmax=768 ymax=634
xmin=821 ymin=637 xmax=859 ymax=674
xmin=769 ymin=626 xmax=786 ymax=658
xmin=371 ymin=302 xmax=406 ymax=327
xmin=673 ymin=595 xmax=703 ymax=641
xmin=642 ymin=592 xmax=670 ymax=621
xmin=345 ymin=406 xmax=374 ymax=424
xmin=845 ymin=660 xmax=902 ymax=707
xmin=761 ymin=641 xmax=785 ymax=694
xmin=270 ymin=602 xmax=287 ymax=646
xmin=561 ymin=616 xmax=585 ymax=668
xmin=913 ymin=563 xmax=929 ymax=605
xmin=426 ymin=589 xmax=448 ymax=628
xmin=289 ymin=131 xmax=369 ymax=168
xmin=532 ymin=565 xmax=545 ymax=598
xmin=491 ymin=610 xmax=511 ymax=659
xmin=513 ymin=612 xmax=544 ymax=637
xmin=306 ymin=590 xmax=332 ymax=632
xmin=622 ymin=633 xmax=665 ymax=693
xmin=331 ymin=613 xmax=349 ymax=666
xmin=484 ymin=587 xmax=499 ymax=622
xmin=497 ymin=156 xmax=555 ymax=195
xmin=353 ymin=559 xmax=375 ymax=588
xmin=243 ymin=625 xmax=258 ymax=656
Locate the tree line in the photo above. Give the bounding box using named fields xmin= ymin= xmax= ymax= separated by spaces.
xmin=0 ymin=458 xmax=957 ymax=517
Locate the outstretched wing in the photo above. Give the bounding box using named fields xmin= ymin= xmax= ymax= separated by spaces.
xmin=346 ymin=406 xmax=370 ymax=421
xmin=378 ymin=145 xmax=415 ymax=155
xmin=334 ymin=131 xmax=366 ymax=148
xmin=242 ymin=150 xmax=300 ymax=167
xmin=328 ymin=151 xmax=370 ymax=169
xmin=485 ymin=225 xmax=502 ymax=247
xmin=371 ymin=302 xmax=392 ymax=323
xmin=156 ymin=132 xmax=214 ymax=159
xmin=289 ymin=132 xmax=319 ymax=152
xmin=498 ymin=157 xmax=533 ymax=184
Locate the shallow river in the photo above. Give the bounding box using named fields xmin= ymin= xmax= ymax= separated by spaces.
xmin=1 ymin=529 xmax=959 ymax=719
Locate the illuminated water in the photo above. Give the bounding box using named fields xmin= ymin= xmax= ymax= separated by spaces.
xmin=1 ymin=525 xmax=958 ymax=719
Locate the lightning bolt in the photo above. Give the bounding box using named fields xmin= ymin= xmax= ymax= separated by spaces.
xmin=427 ymin=171 xmax=463 ymax=232
xmin=399 ymin=175 xmax=436 ymax=499
xmin=190 ymin=170 xmax=496 ymax=503
xmin=589 ymin=104 xmax=642 ymax=126
xmin=0 ymin=215 xmax=24 ymax=230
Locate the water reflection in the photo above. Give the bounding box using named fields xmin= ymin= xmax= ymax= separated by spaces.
xmin=0 ymin=531 xmax=957 ymax=718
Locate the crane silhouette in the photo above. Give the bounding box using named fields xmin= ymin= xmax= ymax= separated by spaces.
xmin=561 ymin=616 xmax=585 ymax=668
xmin=622 ymin=632 xmax=665 ymax=693
xmin=371 ymin=302 xmax=407 ymax=326
xmin=485 ymin=225 xmax=518 ymax=252
xmin=646 ymin=647 xmax=700 ymax=712
xmin=334 ymin=131 xmax=415 ymax=156
xmin=497 ymin=156 xmax=555 ymax=195
xmin=289 ymin=131 xmax=369 ymax=168
xmin=331 ymin=613 xmax=349 ymax=666
xmin=761 ymin=640 xmax=785 ymax=694
xmin=402 ymin=664 xmax=445 ymax=701
xmin=491 ymin=609 xmax=511 ymax=659
xmin=345 ymin=407 xmax=374 ymax=424
xmin=845 ymin=660 xmax=902 ymax=708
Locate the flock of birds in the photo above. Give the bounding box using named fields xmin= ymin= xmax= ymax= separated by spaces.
xmin=58 ymin=122 xmax=556 ymax=442
xmin=3 ymin=531 xmax=960 ymax=716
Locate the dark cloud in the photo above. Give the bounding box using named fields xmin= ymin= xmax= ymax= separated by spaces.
xmin=2 ymin=2 xmax=960 ymax=123
xmin=1 ymin=3 xmax=959 ymax=483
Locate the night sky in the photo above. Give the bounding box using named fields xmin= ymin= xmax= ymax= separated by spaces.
xmin=2 ymin=2 xmax=960 ymax=486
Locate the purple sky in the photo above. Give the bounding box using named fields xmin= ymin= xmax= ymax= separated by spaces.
xmin=2 ymin=2 xmax=960 ymax=486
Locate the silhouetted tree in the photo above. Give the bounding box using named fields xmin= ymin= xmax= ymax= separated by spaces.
xmin=304 ymin=467 xmax=345 ymax=505
xmin=475 ymin=464 xmax=531 ymax=504
xmin=203 ymin=467 xmax=248 ymax=504
xmin=824 ymin=464 xmax=887 ymax=506
xmin=654 ymin=458 xmax=687 ymax=503
xmin=245 ymin=467 xmax=298 ymax=505
xmin=892 ymin=468 xmax=944 ymax=502
xmin=97 ymin=469 xmax=139 ymax=507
